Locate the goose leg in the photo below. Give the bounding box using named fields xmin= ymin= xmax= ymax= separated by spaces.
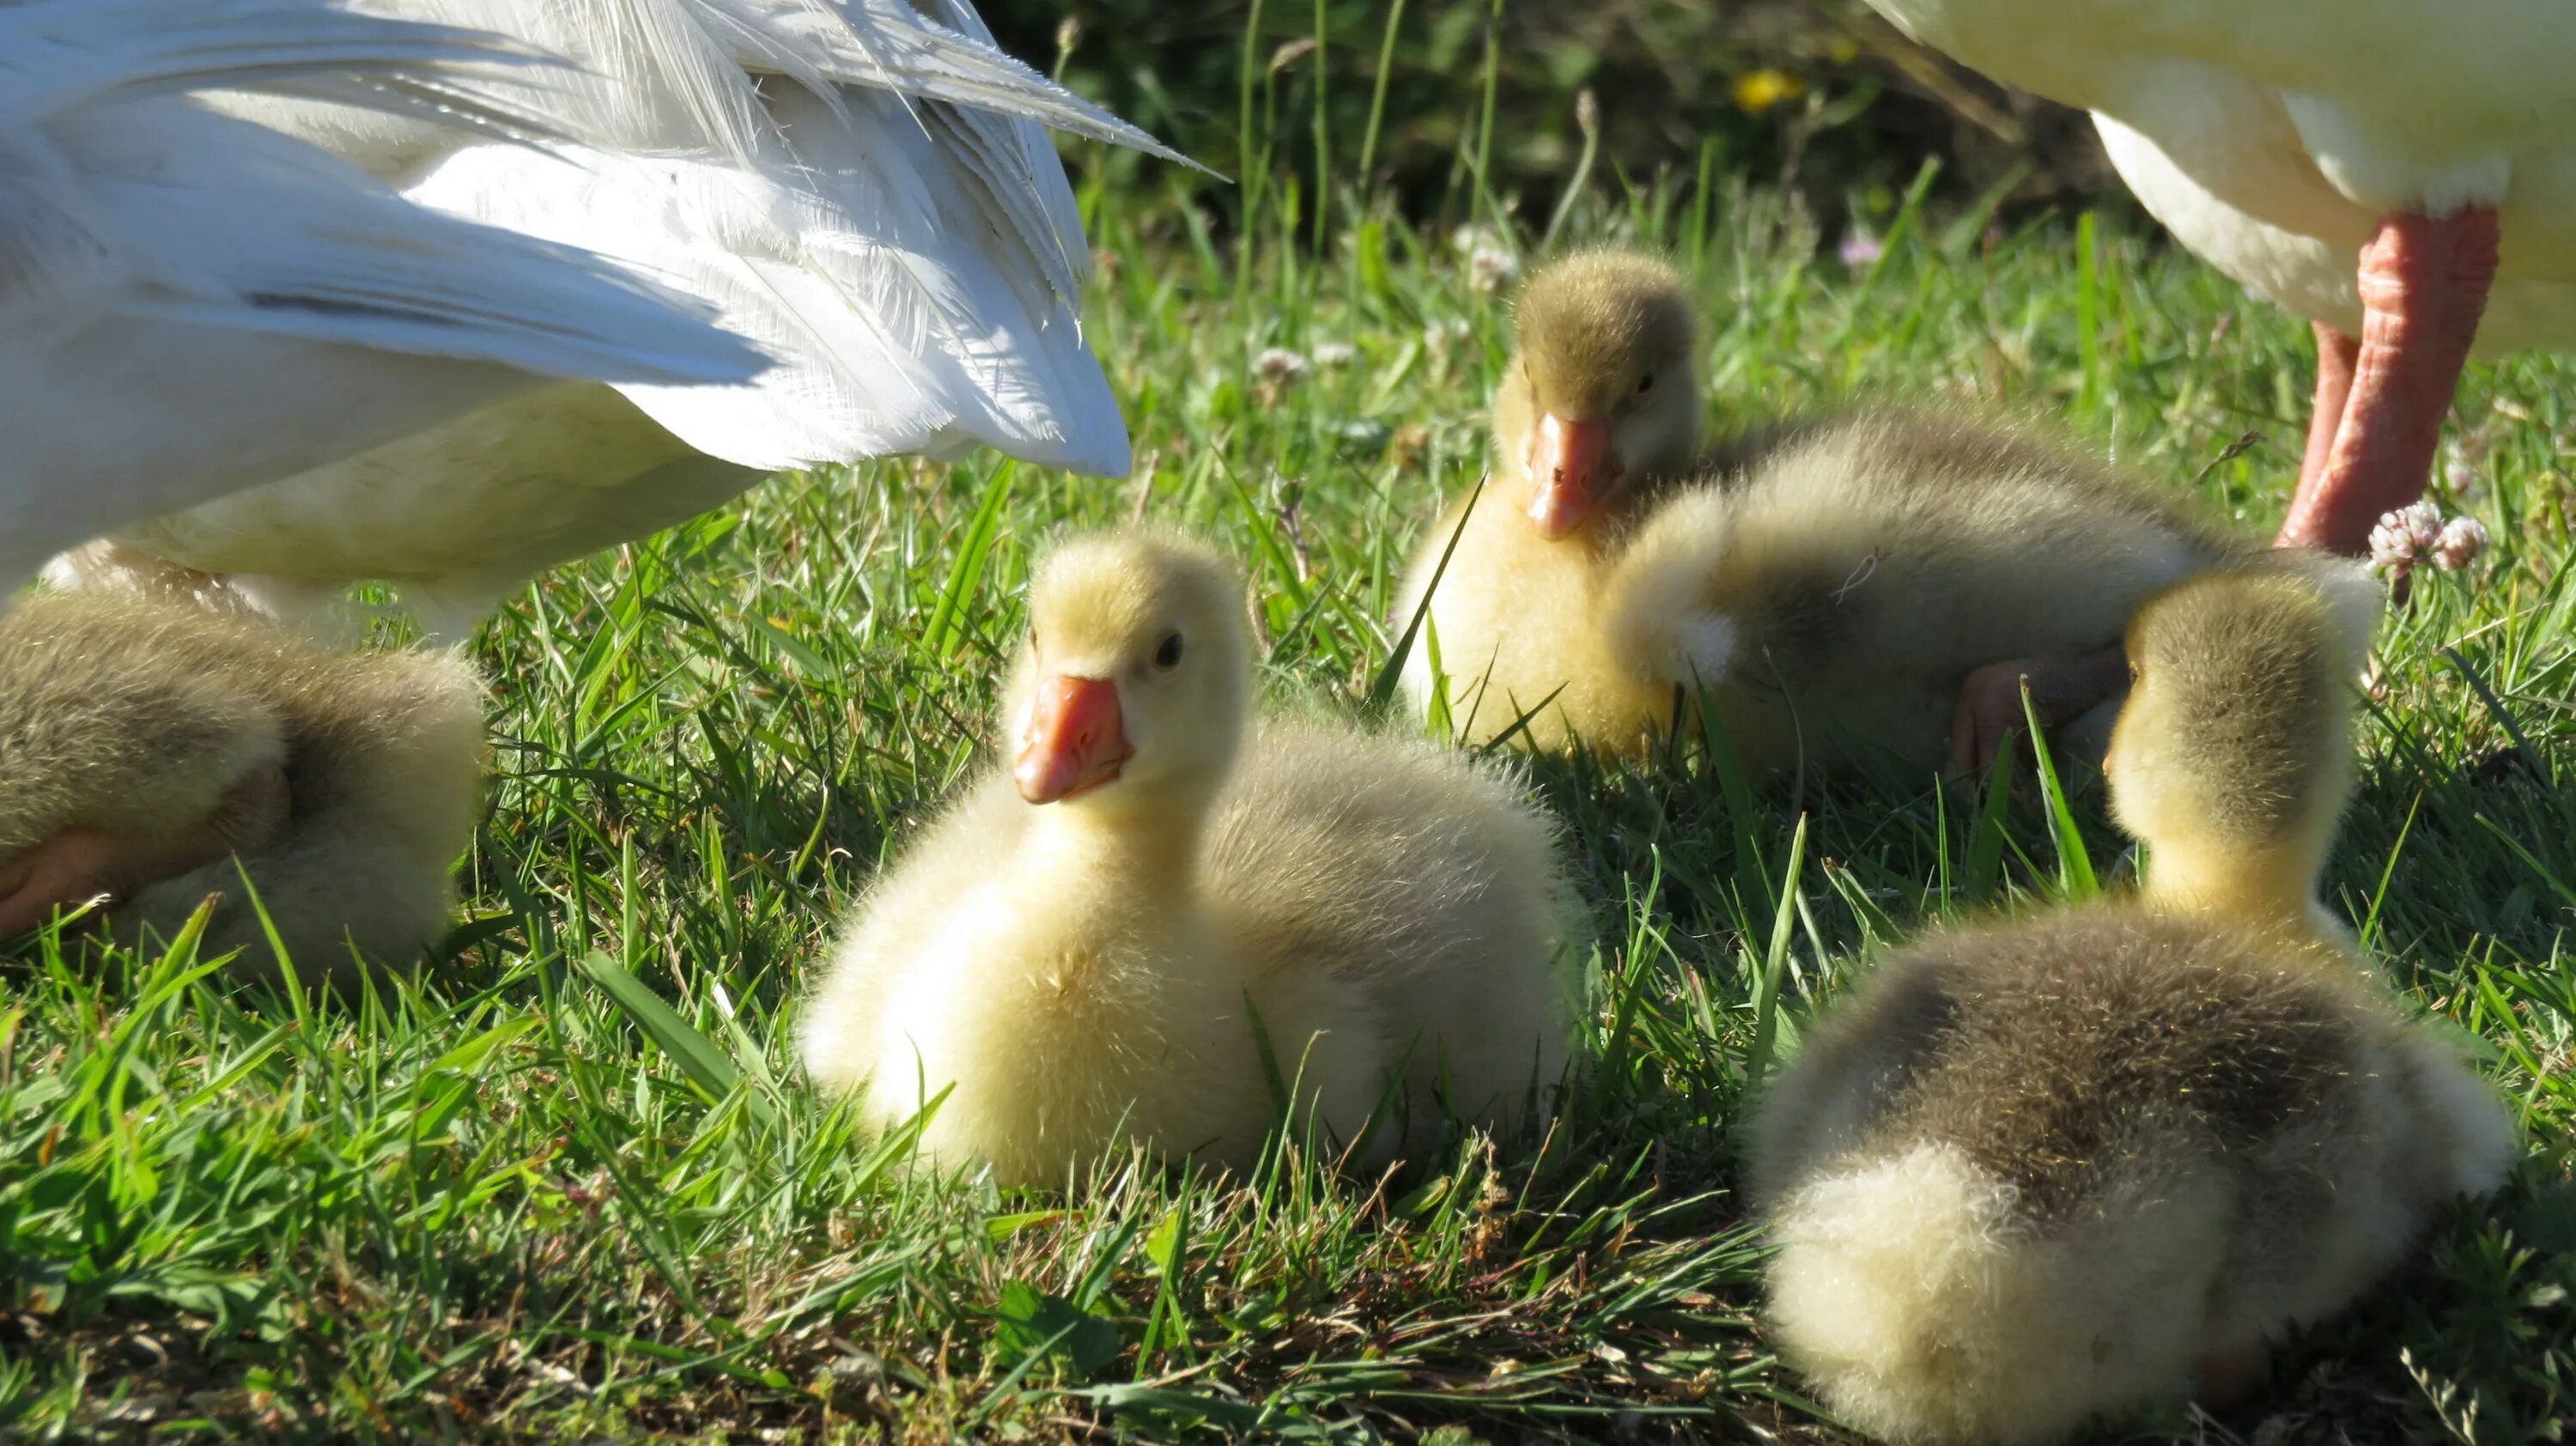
xmin=0 ymin=762 xmax=291 ymax=937
xmin=2276 ymin=207 xmax=2498 ymax=555
xmin=2300 ymin=320 xmax=2360 ymax=493
xmin=1947 ymin=645 xmax=2132 ymax=777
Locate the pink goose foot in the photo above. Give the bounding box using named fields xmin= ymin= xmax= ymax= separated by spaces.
xmin=0 ymin=762 xmax=291 ymax=936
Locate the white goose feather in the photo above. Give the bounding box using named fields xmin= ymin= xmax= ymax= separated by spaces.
xmin=0 ymin=0 xmax=772 ymax=598
xmin=57 ymin=0 xmax=1196 ymax=639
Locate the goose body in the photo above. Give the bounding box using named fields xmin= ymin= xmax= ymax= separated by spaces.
xmin=800 ymin=532 xmax=1575 ymax=1187
xmin=1862 ymin=0 xmax=2576 ymax=231
xmin=0 ymin=0 xmax=776 ymax=600
xmin=49 ymin=0 xmax=1190 ymax=638
xmin=1856 ymin=0 xmax=2576 ymax=552
xmin=2090 ymin=112 xmax=2576 ymax=362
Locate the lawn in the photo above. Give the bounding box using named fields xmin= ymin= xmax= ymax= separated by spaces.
xmin=3 ymin=161 xmax=2573 ymax=1441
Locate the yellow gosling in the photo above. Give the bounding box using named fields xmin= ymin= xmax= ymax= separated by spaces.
xmin=1395 ymin=250 xmax=1701 ymax=752
xmin=1747 ymin=564 xmax=2509 ymax=1445
xmin=801 ymin=531 xmax=1577 ymax=1188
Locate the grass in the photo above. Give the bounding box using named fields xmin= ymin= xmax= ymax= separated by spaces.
xmin=5 ymin=163 xmax=2576 ymax=1442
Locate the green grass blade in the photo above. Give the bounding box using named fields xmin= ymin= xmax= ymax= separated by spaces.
xmin=1370 ymin=474 xmax=1482 ymax=710
xmin=923 ymin=461 xmax=1016 ymax=657
xmin=577 ymin=951 xmax=774 ymax=1128
xmin=1743 ymin=815 xmax=1810 ymax=1084
xmin=2019 ymin=682 xmax=2099 ymax=899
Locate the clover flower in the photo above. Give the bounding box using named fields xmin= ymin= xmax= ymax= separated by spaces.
xmin=2433 ymin=515 xmax=2489 ymax=572
xmin=2367 ymin=500 xmax=2443 ymax=580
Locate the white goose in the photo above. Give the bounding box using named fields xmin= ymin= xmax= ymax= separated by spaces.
xmin=50 ymin=0 xmax=1194 ymax=641
xmin=0 ymin=0 xmax=775 ymax=601
xmin=1857 ymin=0 xmax=2576 ymax=555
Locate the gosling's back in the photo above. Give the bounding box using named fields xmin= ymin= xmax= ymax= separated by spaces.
xmin=0 ymin=595 xmax=299 ymax=854
xmin=1205 ymin=720 xmax=1578 ymax=1135
xmin=1757 ymin=908 xmax=2422 ymax=1212
xmin=1753 ymin=905 xmax=2513 ymax=1446
xmin=1616 ymin=411 xmax=2249 ymax=772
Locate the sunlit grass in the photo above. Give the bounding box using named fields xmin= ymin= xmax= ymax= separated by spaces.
xmin=3 ymin=163 xmax=2572 ymax=1440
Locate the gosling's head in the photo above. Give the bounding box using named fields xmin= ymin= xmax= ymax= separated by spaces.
xmin=2107 ymin=565 xmax=2372 ymax=903
xmin=1494 ymin=250 xmax=1700 ymax=540
xmin=1005 ymin=531 xmax=1251 ymax=816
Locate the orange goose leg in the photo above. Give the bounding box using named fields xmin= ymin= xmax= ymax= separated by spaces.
xmin=2299 ymin=319 xmax=2360 ymax=493
xmin=2277 ymin=207 xmax=2498 ymax=555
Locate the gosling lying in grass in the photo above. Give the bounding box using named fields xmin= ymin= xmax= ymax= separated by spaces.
xmin=1394 ymin=248 xmax=1703 ymax=754
xmin=1399 ymin=248 xmax=2256 ymax=774
xmin=1748 ymin=566 xmax=2512 ymax=1444
xmin=0 ymin=592 xmax=485 ymax=981
xmin=799 ymin=530 xmax=1577 ymax=1187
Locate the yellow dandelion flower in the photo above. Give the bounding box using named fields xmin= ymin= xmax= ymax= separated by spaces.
xmin=1733 ymin=68 xmax=1807 ymax=115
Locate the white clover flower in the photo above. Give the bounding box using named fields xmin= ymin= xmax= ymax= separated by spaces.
xmin=2433 ymin=514 xmax=2490 ymax=572
xmin=1253 ymin=346 xmax=1310 ymax=386
xmin=1837 ymin=232 xmax=1885 ymax=268
xmin=2368 ymin=500 xmax=2443 ymax=579
xmin=1312 ymin=339 xmax=1357 ymax=368
xmin=1467 ymin=243 xmax=1519 ymax=295
xmin=2444 ymin=452 xmax=2482 ymax=499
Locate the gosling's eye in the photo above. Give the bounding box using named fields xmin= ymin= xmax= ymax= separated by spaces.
xmin=1636 ymin=371 xmax=1656 ymax=395
xmin=1155 ymin=632 xmax=1185 ymax=669
xmin=2128 ymin=664 xmax=2142 ymax=684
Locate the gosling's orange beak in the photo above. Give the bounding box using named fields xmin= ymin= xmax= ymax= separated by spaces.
xmin=1527 ymin=413 xmax=1616 ymax=540
xmin=1014 ymin=675 xmax=1133 ymax=805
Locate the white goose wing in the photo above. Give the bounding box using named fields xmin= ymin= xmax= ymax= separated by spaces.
xmin=272 ymin=0 xmax=1198 ymax=477
xmin=0 ymin=0 xmax=769 ymax=595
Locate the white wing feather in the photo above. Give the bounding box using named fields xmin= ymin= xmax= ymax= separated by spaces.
xmin=0 ymin=0 xmax=772 ymax=596
xmin=337 ymin=0 xmax=1161 ymax=472
xmin=703 ymin=0 xmax=1200 ymax=162
xmin=51 ymin=0 xmax=1193 ymax=633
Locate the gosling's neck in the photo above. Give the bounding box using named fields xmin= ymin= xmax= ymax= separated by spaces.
xmin=1018 ymin=782 xmax=1216 ymax=913
xmin=2139 ymin=835 xmax=2327 ymax=938
xmin=1476 ymin=465 xmax=1629 ymax=568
